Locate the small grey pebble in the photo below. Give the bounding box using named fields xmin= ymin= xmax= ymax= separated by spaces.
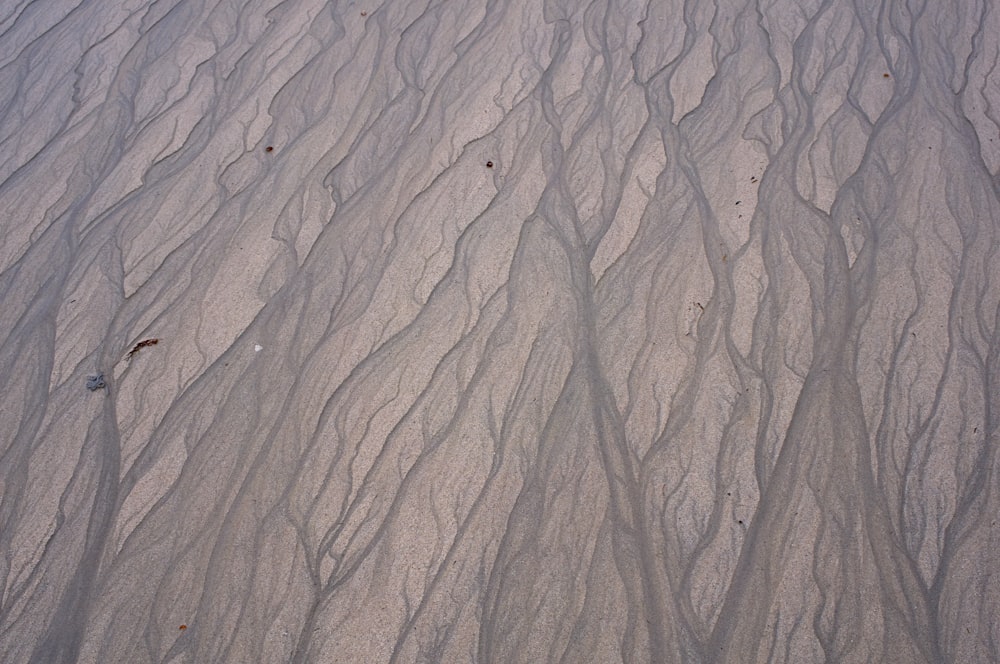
xmin=86 ymin=374 xmax=106 ymax=391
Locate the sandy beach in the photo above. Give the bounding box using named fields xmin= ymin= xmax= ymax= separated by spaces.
xmin=1 ymin=0 xmax=998 ymax=662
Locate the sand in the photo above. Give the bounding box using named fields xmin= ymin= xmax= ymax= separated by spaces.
xmin=1 ymin=1 xmax=998 ymax=662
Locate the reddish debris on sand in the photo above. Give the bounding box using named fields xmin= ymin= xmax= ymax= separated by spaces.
xmin=126 ymin=338 xmax=159 ymax=361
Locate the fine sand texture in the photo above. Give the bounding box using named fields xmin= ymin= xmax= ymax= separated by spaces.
xmin=1 ymin=1 xmax=999 ymax=662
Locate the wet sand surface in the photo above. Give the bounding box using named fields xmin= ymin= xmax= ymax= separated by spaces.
xmin=1 ymin=1 xmax=999 ymax=662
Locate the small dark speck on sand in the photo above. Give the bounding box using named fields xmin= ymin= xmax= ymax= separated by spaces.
xmin=86 ymin=374 xmax=106 ymax=391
